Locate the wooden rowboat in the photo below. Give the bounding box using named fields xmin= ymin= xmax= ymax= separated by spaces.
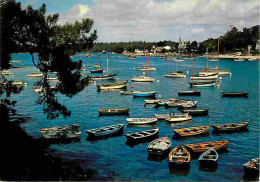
xmin=166 ymin=113 xmax=192 ymax=122
xmin=185 ymin=140 xmax=229 ymax=153
xmin=90 ymin=73 xmax=116 ymax=80
xmin=98 ymin=108 xmax=129 ymax=116
xmin=243 ymin=158 xmax=259 ymax=176
xmin=169 ymin=144 xmax=191 ymax=166
xmin=147 ymin=136 xmax=172 ymax=155
xmin=133 ymin=91 xmax=157 ymax=97
xmin=126 ymin=117 xmax=157 ymax=125
xmin=181 ymin=108 xmax=209 ymax=116
xmin=212 ymin=121 xmax=249 ymax=132
xmin=173 ymin=125 xmax=210 ymax=137
xmin=199 ymin=147 xmax=218 ymax=166
xmin=221 ymin=91 xmax=249 ymax=97
xmin=125 ymin=128 xmax=159 ymax=142
xmin=86 ymin=124 xmax=124 ymax=138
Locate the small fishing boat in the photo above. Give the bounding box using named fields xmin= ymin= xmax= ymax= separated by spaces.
xmin=40 ymin=124 xmax=80 ymax=133
xmin=137 ymin=66 xmax=156 ymax=71
xmin=178 ymin=90 xmax=201 ymax=96
xmin=189 ymin=80 xmax=216 ymax=87
xmin=1 ymin=70 xmax=14 ymax=75
xmin=212 ymin=121 xmax=249 ymax=132
xmin=209 ymin=59 xmax=217 ymax=62
xmin=120 ymin=90 xmax=133 ymax=95
xmin=98 ymin=108 xmax=130 ymax=116
xmin=125 ymin=128 xmax=159 ymax=142
xmin=40 ymin=124 xmax=81 ymax=139
xmin=34 ymin=86 xmax=42 ymax=92
xmin=128 ymin=55 xmax=137 ymax=60
xmin=90 ymin=73 xmax=116 ymax=80
xmin=41 ymin=130 xmax=81 ymax=139
xmin=234 ymin=58 xmax=245 ymax=61
xmin=243 ymin=158 xmax=259 ymax=176
xmin=199 ymin=148 xmax=219 ymax=166
xmin=47 ymin=77 xmax=58 ymax=81
xmin=166 ymin=112 xmax=192 ymax=122
xmin=126 ymin=117 xmax=157 ymax=125
xmin=221 ymin=91 xmax=249 ymax=97
xmin=154 ymin=113 xmax=169 ymax=120
xmin=185 ymin=140 xmax=229 ymax=153
xmin=133 ymin=91 xmax=157 ymax=98
xmin=165 ymin=72 xmax=186 ymax=78
xmin=12 ymin=81 xmax=23 ymax=86
xmin=145 ymin=99 xmax=164 ymax=104
xmin=169 ymin=144 xmax=191 ymax=166
xmin=180 ymin=108 xmax=209 ymax=116
xmin=86 ymin=124 xmax=124 ymax=138
xmin=131 ymin=75 xmax=155 ymax=82
xmin=173 ymin=125 xmax=210 ymax=137
xmin=177 ymin=101 xmax=197 ymax=109
xmin=191 ymin=73 xmax=218 ymax=80
xmin=97 ymin=80 xmax=128 ymax=90
xmin=27 ymin=72 xmax=43 ymax=77
xmin=90 ymin=69 xmax=103 ymax=73
xmin=147 ymin=136 xmax=172 ymax=155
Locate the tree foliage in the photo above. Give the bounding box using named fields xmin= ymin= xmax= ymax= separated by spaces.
xmin=0 ymin=1 xmax=97 ymax=119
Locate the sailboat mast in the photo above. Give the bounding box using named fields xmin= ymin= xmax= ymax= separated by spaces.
xmin=217 ymin=38 xmax=220 ymax=71
xmin=86 ymin=56 xmax=88 ymax=75
xmin=192 ymin=58 xmax=194 ymax=91
xmin=107 ymin=56 xmax=108 ymax=74
xmin=206 ymin=47 xmax=209 ymax=71
xmin=147 ymin=43 xmax=149 ymax=66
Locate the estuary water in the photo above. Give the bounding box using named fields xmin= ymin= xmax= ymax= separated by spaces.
xmin=6 ymin=53 xmax=260 ymax=181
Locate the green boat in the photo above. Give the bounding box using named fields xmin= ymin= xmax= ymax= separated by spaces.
xmin=98 ymin=108 xmax=130 ymax=116
xmin=180 ymin=108 xmax=209 ymax=116
xmin=212 ymin=121 xmax=249 ymax=132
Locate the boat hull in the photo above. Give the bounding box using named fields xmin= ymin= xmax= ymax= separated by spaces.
xmin=185 ymin=140 xmax=229 ymax=153
xmin=221 ymin=91 xmax=249 ymax=97
xmin=86 ymin=124 xmax=124 ymax=138
xmin=212 ymin=122 xmax=249 ymax=132
xmin=90 ymin=74 xmax=116 ymax=80
xmin=133 ymin=91 xmax=157 ymax=97
xmin=98 ymin=108 xmax=129 ymax=116
xmin=181 ymin=109 xmax=209 ymax=116
xmin=97 ymin=81 xmax=128 ymax=90
xmin=178 ymin=91 xmax=201 ymax=96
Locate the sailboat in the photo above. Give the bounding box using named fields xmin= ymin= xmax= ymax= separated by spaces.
xmin=165 ymin=61 xmax=186 ymax=78
xmin=133 ymin=81 xmax=157 ymax=97
xmin=91 ymin=55 xmax=103 ymax=73
xmin=178 ymin=58 xmax=201 ymax=96
xmin=137 ymin=44 xmax=156 ymax=71
xmin=199 ymin=39 xmax=231 ymax=75
xmin=90 ymin=57 xmax=116 ymax=80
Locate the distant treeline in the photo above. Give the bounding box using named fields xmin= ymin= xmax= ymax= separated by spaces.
xmin=89 ymin=25 xmax=259 ymax=55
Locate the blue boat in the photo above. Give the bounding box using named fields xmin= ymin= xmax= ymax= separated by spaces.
xmin=133 ymin=91 xmax=157 ymax=98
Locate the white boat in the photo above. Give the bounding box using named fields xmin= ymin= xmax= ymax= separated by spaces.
xmin=165 ymin=113 xmax=192 ymax=122
xmin=145 ymin=99 xmax=164 ymax=104
xmin=147 ymin=136 xmax=172 ymax=155
xmin=165 ymin=72 xmax=186 ymax=78
xmin=34 ymin=86 xmax=42 ymax=92
xmin=234 ymin=58 xmax=245 ymax=61
xmin=189 ymin=80 xmax=216 ymax=87
xmin=133 ymin=91 xmax=157 ymax=97
xmin=154 ymin=114 xmax=169 ymax=120
xmin=1 ymin=70 xmax=14 ymax=75
xmin=126 ymin=117 xmax=157 ymax=125
xmin=27 ymin=72 xmax=43 ymax=77
xmin=131 ymin=75 xmax=155 ymax=82
xmin=191 ymin=73 xmax=218 ymax=80
xmin=137 ymin=66 xmax=156 ymax=71
xmin=97 ymin=80 xmax=128 ymax=90
xmin=47 ymin=77 xmax=58 ymax=81
xmin=209 ymin=59 xmax=217 ymax=62
xmin=247 ymin=58 xmax=256 ymax=61
xmin=12 ymin=81 xmax=23 ymax=85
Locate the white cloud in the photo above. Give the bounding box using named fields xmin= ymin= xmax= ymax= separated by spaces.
xmin=58 ymin=0 xmax=260 ymax=42
xmin=191 ymin=28 xmax=205 ymax=34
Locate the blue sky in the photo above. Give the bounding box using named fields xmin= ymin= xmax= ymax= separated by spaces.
xmin=17 ymin=0 xmax=259 ymax=43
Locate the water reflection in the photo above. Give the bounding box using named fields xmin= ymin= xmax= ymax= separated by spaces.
xmin=168 ymin=163 xmax=190 ymax=176
xmin=199 ymin=163 xmax=218 ymax=172
xmin=165 ymin=121 xmax=191 ymax=127
xmin=211 ymin=128 xmax=249 ymax=135
xmin=127 ymin=124 xmax=157 ymax=128
xmin=42 ymin=137 xmax=81 ymax=145
xmin=172 ymin=133 xmax=210 ymax=141
xmin=147 ymin=153 xmax=168 ymax=162
xmin=125 ymin=135 xmax=159 ymax=148
xmin=86 ymin=132 xmax=124 ymax=142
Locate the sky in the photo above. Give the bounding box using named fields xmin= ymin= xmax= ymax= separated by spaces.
xmin=18 ymin=0 xmax=259 ymax=43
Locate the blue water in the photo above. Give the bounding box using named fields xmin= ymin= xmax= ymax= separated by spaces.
xmin=6 ymin=53 xmax=260 ymax=181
